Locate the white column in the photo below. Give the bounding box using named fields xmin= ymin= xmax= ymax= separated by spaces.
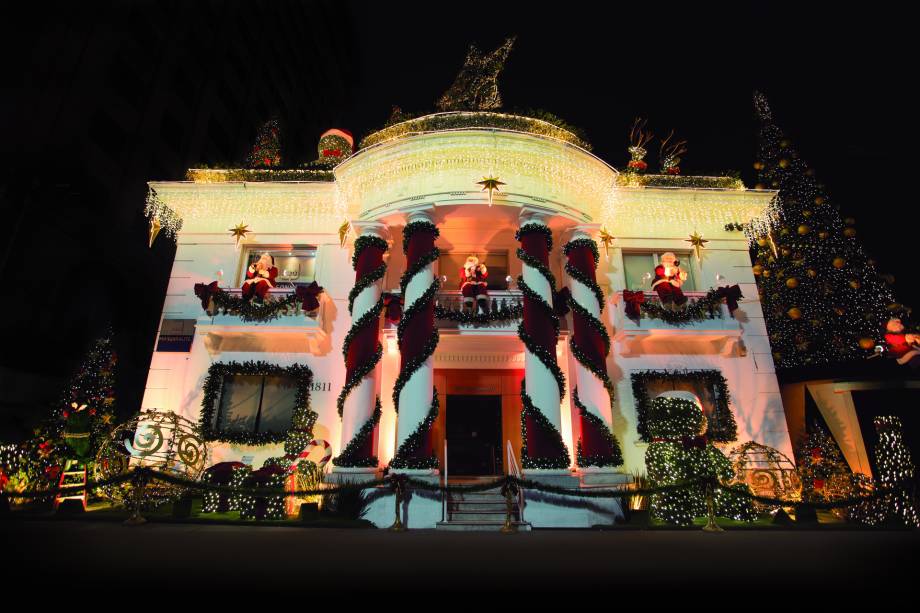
xmin=395 ymin=208 xmax=436 ymax=455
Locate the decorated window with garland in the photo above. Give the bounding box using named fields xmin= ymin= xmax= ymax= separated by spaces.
xmin=437 ymin=250 xmax=510 ymax=290
xmin=200 ymin=361 xmax=316 ymax=445
xmin=622 ymin=250 xmax=697 ymax=291
xmin=239 ymin=245 xmax=316 ymax=286
xmin=631 ymin=369 xmax=738 ymax=443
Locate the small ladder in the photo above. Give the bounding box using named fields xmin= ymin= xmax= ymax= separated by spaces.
xmin=54 ymin=460 xmax=88 ymax=511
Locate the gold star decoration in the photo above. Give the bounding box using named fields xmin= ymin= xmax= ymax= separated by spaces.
xmin=476 ymin=175 xmax=505 ymax=206
xmin=686 ymin=231 xmax=709 ymax=260
xmin=101 ymin=413 xmax=114 ymax=424
xmin=598 ymin=227 xmax=614 ymax=258
xmin=338 ymin=219 xmax=352 ymax=248
xmin=148 ymin=217 xmax=162 ymax=249
xmin=229 ymin=222 xmax=251 ymax=247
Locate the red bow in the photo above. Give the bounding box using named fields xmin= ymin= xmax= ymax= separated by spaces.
xmin=383 ymin=293 xmax=402 ymax=323
xmin=322 ymin=148 xmax=342 ymax=158
xmin=295 ymin=281 xmax=325 ymax=313
xmin=193 ymin=281 xmax=220 ymax=311
xmin=715 ymin=284 xmax=743 ymax=315
xmin=623 ymin=290 xmax=645 ymax=323
xmin=680 ymin=435 xmax=708 ymax=449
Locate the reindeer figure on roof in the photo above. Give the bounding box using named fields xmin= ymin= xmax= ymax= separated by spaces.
xmin=659 ymin=130 xmax=688 ymax=176
xmin=627 ymin=117 xmax=654 ymax=174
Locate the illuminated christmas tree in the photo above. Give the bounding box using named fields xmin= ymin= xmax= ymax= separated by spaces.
xmin=750 ymin=92 xmax=900 ymax=369
xmin=858 ymin=416 xmax=920 ymax=527
xmin=247 ymin=118 xmax=282 ymax=168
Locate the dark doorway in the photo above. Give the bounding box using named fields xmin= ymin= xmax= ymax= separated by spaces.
xmin=446 ymin=395 xmax=502 ymax=476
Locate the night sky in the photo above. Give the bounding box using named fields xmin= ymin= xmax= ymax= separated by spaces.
xmin=0 ymin=2 xmax=913 ymax=428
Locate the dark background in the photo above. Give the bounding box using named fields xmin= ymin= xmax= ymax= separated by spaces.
xmin=0 ymin=1 xmax=912 ymax=436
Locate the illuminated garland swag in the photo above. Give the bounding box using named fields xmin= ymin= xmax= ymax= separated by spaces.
xmin=631 ymin=369 xmax=738 ymax=443
xmin=199 ymin=361 xmax=317 ymax=449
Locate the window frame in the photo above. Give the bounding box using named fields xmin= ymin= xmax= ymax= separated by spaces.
xmin=237 ymin=244 xmax=318 ymax=287
xmin=621 ymin=249 xmax=698 ymax=292
xmin=199 ymin=361 xmax=316 ymax=445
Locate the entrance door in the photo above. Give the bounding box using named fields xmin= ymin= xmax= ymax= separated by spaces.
xmin=446 ymin=395 xmax=502 ymax=476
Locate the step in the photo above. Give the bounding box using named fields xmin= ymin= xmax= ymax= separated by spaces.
xmin=436 ymin=520 xmax=532 ymax=532
xmin=449 ymin=511 xmax=518 ymax=522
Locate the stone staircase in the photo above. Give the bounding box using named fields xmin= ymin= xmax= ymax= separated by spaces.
xmin=436 ymin=486 xmax=531 ymax=531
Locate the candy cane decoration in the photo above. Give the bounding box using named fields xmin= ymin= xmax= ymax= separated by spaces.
xmin=286 ymin=439 xmax=332 ymax=473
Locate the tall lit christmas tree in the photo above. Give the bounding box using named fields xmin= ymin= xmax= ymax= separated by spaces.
xmin=750 ymin=92 xmax=899 ymax=369
xmin=857 ymin=416 xmax=920 ymax=527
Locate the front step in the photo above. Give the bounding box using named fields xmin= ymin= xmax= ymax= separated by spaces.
xmin=442 ymin=484 xmax=523 ymax=528
xmin=436 ymin=520 xmax=532 ymax=532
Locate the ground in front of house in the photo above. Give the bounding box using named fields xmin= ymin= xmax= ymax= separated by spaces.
xmin=4 ymin=519 xmax=917 ymax=595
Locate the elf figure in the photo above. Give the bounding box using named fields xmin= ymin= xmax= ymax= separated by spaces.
xmin=242 ymin=253 xmax=279 ymax=302
xmin=460 ymin=255 xmax=489 ymax=314
xmin=650 ymin=252 xmax=688 ymax=307
xmin=884 ymin=318 xmax=920 ymax=369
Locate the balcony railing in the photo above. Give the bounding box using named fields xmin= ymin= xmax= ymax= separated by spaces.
xmin=203 ymin=285 xmax=322 ymax=325
xmin=434 ymin=289 xmax=524 ymax=316
xmin=613 ymin=290 xmax=740 ymax=336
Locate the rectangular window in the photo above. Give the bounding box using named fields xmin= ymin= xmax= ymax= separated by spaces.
xmin=213 ymin=374 xmax=296 ymax=436
xmin=621 ymin=251 xmax=696 ymax=291
xmin=240 ymin=246 xmax=317 ymax=286
xmin=437 ymin=251 xmax=510 ymax=291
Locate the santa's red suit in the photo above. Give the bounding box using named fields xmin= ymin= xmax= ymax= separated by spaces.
xmin=651 ymin=264 xmax=687 ymax=305
xmin=884 ymin=320 xmax=920 ymax=369
xmin=242 ymin=265 xmax=278 ymax=300
xmin=460 ymin=262 xmax=488 ymax=305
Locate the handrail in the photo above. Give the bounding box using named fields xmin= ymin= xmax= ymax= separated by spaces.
xmin=442 ymin=438 xmax=448 ymax=522
xmin=506 ymin=440 xmax=525 ymax=521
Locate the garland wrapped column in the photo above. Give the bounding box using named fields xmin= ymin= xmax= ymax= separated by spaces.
xmin=334 ymin=222 xmax=389 ymax=468
xmin=391 ymin=210 xmax=440 ymax=470
xmin=516 ymin=211 xmax=570 ymax=470
xmin=563 ymin=226 xmax=623 ymax=468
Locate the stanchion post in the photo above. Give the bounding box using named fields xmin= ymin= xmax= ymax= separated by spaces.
xmin=388 ymin=475 xmax=407 ymax=532
xmin=500 ymin=477 xmax=518 ymax=534
xmin=702 ymin=479 xmax=723 ymax=533
xmin=124 ymin=468 xmax=149 ymax=526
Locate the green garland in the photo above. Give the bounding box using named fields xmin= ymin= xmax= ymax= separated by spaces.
xmin=615 ymin=173 xmax=745 ymax=190
xmin=333 ymin=398 xmax=382 ymax=468
xmin=336 ymin=343 xmax=383 ymax=419
xmin=402 ymin=219 xmax=440 ymax=255
xmin=565 ymin=263 xmax=606 ymax=314
xmin=515 ymin=223 xmax=553 ymax=251
xmin=396 ymin=278 xmax=441 ymax=350
xmin=567 ymin=298 xmax=611 ymax=355
xmin=347 ymin=263 xmax=386 ymax=315
xmin=519 ymin=382 xmax=570 ymax=470
xmin=208 ymin=290 xmax=301 ymax=323
xmin=390 ymin=388 xmax=440 ymax=470
xmin=631 ymin=369 xmax=738 ymax=443
xmin=434 ymin=303 xmax=523 ymax=323
xmin=640 ymin=287 xmax=725 ymax=325
xmin=562 ymin=237 xmax=600 ymax=267
xmin=517 ymin=277 xmax=560 ymax=334
xmin=341 ymin=297 xmax=384 ymax=361
xmin=573 ymin=389 xmax=623 ymax=468
xmin=185 ymin=168 xmax=334 ymax=183
xmin=518 ymin=324 xmax=566 ymax=400
xmin=351 ymin=234 xmax=389 ymax=270
xmin=200 ymin=361 xmax=317 ymax=447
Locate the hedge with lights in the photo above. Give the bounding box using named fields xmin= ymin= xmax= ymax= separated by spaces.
xmin=646 ymin=396 xmax=755 ymax=526
xmin=199 ymin=361 xmax=317 ymax=449
xmin=631 ymin=369 xmax=737 ymax=443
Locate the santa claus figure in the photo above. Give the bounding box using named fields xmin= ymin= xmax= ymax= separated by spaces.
xmin=651 ymin=252 xmax=688 ymax=307
xmin=242 ymin=253 xmax=279 ymax=302
xmin=460 ymin=255 xmax=489 ymax=314
xmin=884 ymin=318 xmax=920 ymax=369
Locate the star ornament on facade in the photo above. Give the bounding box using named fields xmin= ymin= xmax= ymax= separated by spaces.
xmin=229 ymin=222 xmax=251 ymax=248
xmin=599 ymin=226 xmax=614 ymax=259
xmin=686 ymin=231 xmax=709 ymax=260
xmin=476 ymin=175 xmax=505 ymax=206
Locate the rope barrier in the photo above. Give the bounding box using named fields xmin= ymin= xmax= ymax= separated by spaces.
xmin=2 ymin=468 xmax=912 ymax=512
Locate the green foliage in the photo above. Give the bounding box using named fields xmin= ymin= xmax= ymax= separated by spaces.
xmin=321 ymin=481 xmax=369 ymax=519
xmin=632 ymin=370 xmax=737 ymax=443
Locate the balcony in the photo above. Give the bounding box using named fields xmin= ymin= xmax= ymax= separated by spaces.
xmin=612 ymin=291 xmax=743 ymax=356
xmin=197 ymin=286 xmax=331 ymax=356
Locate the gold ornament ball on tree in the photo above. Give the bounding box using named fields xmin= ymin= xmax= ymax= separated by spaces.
xmin=786 ymin=277 xmax=799 ymax=288
xmin=787 ymin=307 xmax=802 ymax=320
xmin=843 ymin=227 xmax=857 ymax=238
xmin=779 ymin=159 xmax=790 ymax=168
xmin=762 ymin=269 xmax=771 ymax=278
xmin=834 ymin=307 xmax=845 ymax=316
xmin=818 ymin=231 xmax=829 ymax=240
xmin=858 ymin=337 xmax=876 ymax=350
xmin=849 ymin=279 xmax=861 ymax=289
xmin=802 ymin=209 xmax=812 ymax=218
xmin=832 ymin=257 xmax=846 ymax=269
xmin=781 ymin=247 xmax=792 ymax=257
xmin=780 ymin=139 xmax=791 ymax=148
xmin=757 ymin=237 xmax=768 ymax=247
xmin=752 ymin=264 xmax=763 ymax=276
xmin=753 ymin=161 xmax=765 ymax=170
xmin=814 ymin=196 xmax=825 ymax=205
xmin=807 ymin=268 xmax=817 ymax=278
xmin=797 ymin=224 xmax=810 ymax=235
